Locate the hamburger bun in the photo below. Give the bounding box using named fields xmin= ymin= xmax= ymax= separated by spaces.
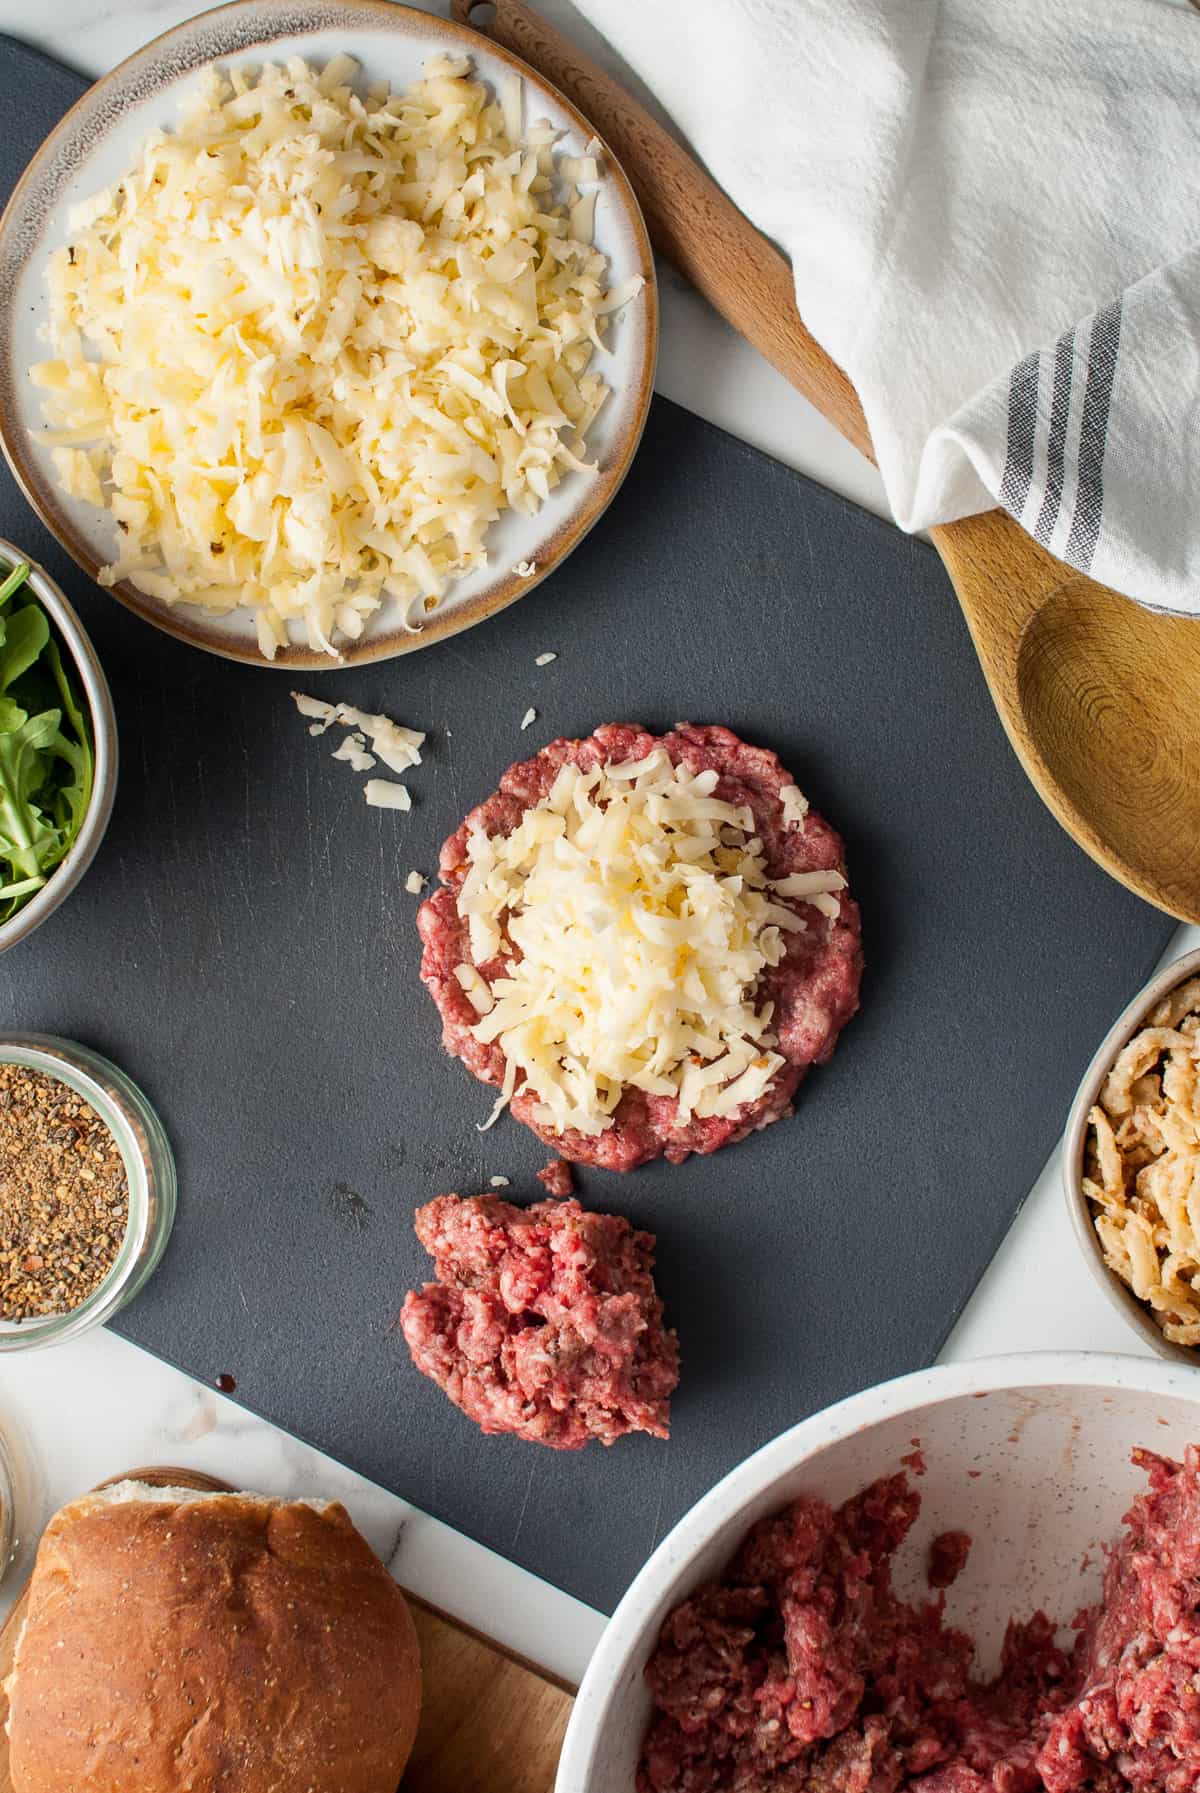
xmin=7 ymin=1481 xmax=421 ymax=1793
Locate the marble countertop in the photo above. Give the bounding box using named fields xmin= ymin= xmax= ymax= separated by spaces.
xmin=0 ymin=0 xmax=1188 ymax=1694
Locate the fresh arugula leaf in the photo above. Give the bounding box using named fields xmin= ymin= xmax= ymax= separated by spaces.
xmin=0 ymin=561 xmax=31 ymax=611
xmin=0 ymin=708 xmax=62 ymax=882
xmin=41 ymin=734 xmax=89 ymax=868
xmin=0 ymin=605 xmax=50 ymax=691
xmin=0 ymin=872 xmax=49 ymax=901
xmin=0 ymin=560 xmax=98 ymax=922
xmin=45 ymin=638 xmax=94 ymax=828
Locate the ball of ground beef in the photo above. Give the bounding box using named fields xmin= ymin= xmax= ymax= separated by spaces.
xmin=399 ymin=1192 xmax=679 ymax=1449
xmin=417 ymin=723 xmax=863 ymax=1170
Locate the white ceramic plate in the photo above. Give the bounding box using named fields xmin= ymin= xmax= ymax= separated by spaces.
xmin=557 ymin=1352 xmax=1200 ymax=1792
xmin=0 ymin=0 xmax=657 ymax=668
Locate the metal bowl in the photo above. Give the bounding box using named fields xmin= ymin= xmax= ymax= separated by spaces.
xmin=0 ymin=544 xmax=116 ymax=951
xmin=1062 ymin=945 xmax=1200 ymax=1366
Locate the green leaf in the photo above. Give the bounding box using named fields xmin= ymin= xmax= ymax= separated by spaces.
xmin=0 ymin=579 xmax=97 ymax=916
xmin=8 ymin=706 xmax=59 ymax=771
xmin=45 ymin=639 xmax=90 ymax=751
xmin=45 ymin=639 xmax=93 ymax=833
xmin=0 ymin=872 xmax=46 ymax=901
xmin=41 ymin=738 xmax=88 ymax=867
xmin=0 ymin=561 xmax=31 ymax=613
xmin=0 ymin=709 xmax=63 ymax=876
xmin=0 ymin=605 xmax=50 ymax=691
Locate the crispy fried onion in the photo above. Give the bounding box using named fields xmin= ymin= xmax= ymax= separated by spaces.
xmin=1085 ymin=976 xmax=1200 ymax=1345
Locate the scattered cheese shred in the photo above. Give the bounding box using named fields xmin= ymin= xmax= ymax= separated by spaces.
xmin=455 ymin=750 xmax=824 ymax=1137
xmin=520 ymin=707 xmax=537 ymax=731
xmin=489 ymin=1174 xmax=511 ymax=1188
xmin=453 ymin=961 xmax=495 ymax=1014
xmin=331 ymin=733 xmax=376 ymax=773
xmin=34 ymin=55 xmax=640 ymax=659
xmin=773 ymin=868 xmax=846 ymax=920
xmin=535 ymin=652 xmax=557 ymax=666
xmin=405 ymin=870 xmax=428 ymax=894
xmin=290 ymin=691 xmax=425 ymax=772
xmin=293 ymin=693 xmax=337 ymax=729
xmin=339 ymin=709 xmax=424 ymax=775
xmin=364 ymin=779 xmax=412 ymax=810
xmin=292 ymin=691 xmax=425 ymax=817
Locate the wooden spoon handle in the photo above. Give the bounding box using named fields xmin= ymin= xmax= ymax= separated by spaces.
xmin=930 ymin=510 xmax=1080 ymax=649
xmin=451 ymin=0 xmax=871 ymax=457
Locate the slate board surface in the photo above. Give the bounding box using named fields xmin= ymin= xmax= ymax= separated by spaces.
xmin=0 ymin=37 xmax=1178 ymax=1614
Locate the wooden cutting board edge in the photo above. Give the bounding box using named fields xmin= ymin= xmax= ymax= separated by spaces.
xmin=0 ymin=1467 xmax=574 ymax=1793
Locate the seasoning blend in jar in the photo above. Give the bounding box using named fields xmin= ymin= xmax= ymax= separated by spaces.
xmin=0 ymin=1064 xmax=130 ymax=1321
xmin=0 ymin=1037 xmax=175 ymax=1351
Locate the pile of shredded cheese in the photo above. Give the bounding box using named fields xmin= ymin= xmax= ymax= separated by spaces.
xmin=33 ymin=53 xmax=638 ymax=658
xmin=455 ymin=749 xmax=846 ymax=1136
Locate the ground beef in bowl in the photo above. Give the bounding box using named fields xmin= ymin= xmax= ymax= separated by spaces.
xmin=639 ymin=1445 xmax=1200 ymax=1792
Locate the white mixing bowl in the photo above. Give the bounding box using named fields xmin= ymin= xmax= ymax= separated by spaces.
xmin=557 ymin=1352 xmax=1200 ymax=1792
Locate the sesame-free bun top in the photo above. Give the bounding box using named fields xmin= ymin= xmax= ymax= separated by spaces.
xmin=7 ymin=1481 xmax=421 ymax=1793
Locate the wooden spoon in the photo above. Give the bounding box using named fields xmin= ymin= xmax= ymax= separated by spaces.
xmin=454 ymin=0 xmax=1200 ymax=923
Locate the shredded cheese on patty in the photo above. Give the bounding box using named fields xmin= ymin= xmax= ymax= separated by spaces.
xmin=456 ymin=749 xmax=845 ymax=1137
xmin=33 ymin=54 xmax=637 ymax=659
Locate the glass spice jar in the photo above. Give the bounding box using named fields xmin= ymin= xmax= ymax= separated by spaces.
xmin=0 ymin=1424 xmax=15 ymax=1586
xmin=0 ymin=1035 xmax=176 ymax=1351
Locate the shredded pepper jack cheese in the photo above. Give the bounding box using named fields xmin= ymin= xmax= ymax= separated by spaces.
xmin=33 ymin=53 xmax=640 ymax=659
xmin=456 ymin=749 xmax=846 ymax=1137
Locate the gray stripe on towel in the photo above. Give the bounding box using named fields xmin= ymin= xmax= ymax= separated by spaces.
xmin=1065 ymin=299 xmax=1122 ymax=572
xmin=1033 ymin=329 xmax=1075 ymax=546
xmin=998 ymin=352 xmax=1041 ymax=521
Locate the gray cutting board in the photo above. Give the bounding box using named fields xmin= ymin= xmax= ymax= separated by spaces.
xmin=0 ymin=37 xmax=1176 ymax=1614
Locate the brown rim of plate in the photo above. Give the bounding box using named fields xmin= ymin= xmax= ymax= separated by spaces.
xmin=0 ymin=0 xmax=658 ymax=671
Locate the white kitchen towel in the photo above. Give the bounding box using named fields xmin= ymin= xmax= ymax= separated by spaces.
xmin=571 ymin=0 xmax=1200 ymax=613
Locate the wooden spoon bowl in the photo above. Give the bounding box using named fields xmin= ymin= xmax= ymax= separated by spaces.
xmin=932 ymin=508 xmax=1200 ymax=918
xmin=1018 ymin=590 xmax=1200 ymax=906
xmin=458 ymin=0 xmax=1200 ymax=923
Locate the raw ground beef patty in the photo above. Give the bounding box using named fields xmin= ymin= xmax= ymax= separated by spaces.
xmin=417 ymin=723 xmax=863 ymax=1170
xmin=639 ymin=1447 xmax=1200 ymax=1792
xmin=399 ymin=1192 xmax=679 ymax=1448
